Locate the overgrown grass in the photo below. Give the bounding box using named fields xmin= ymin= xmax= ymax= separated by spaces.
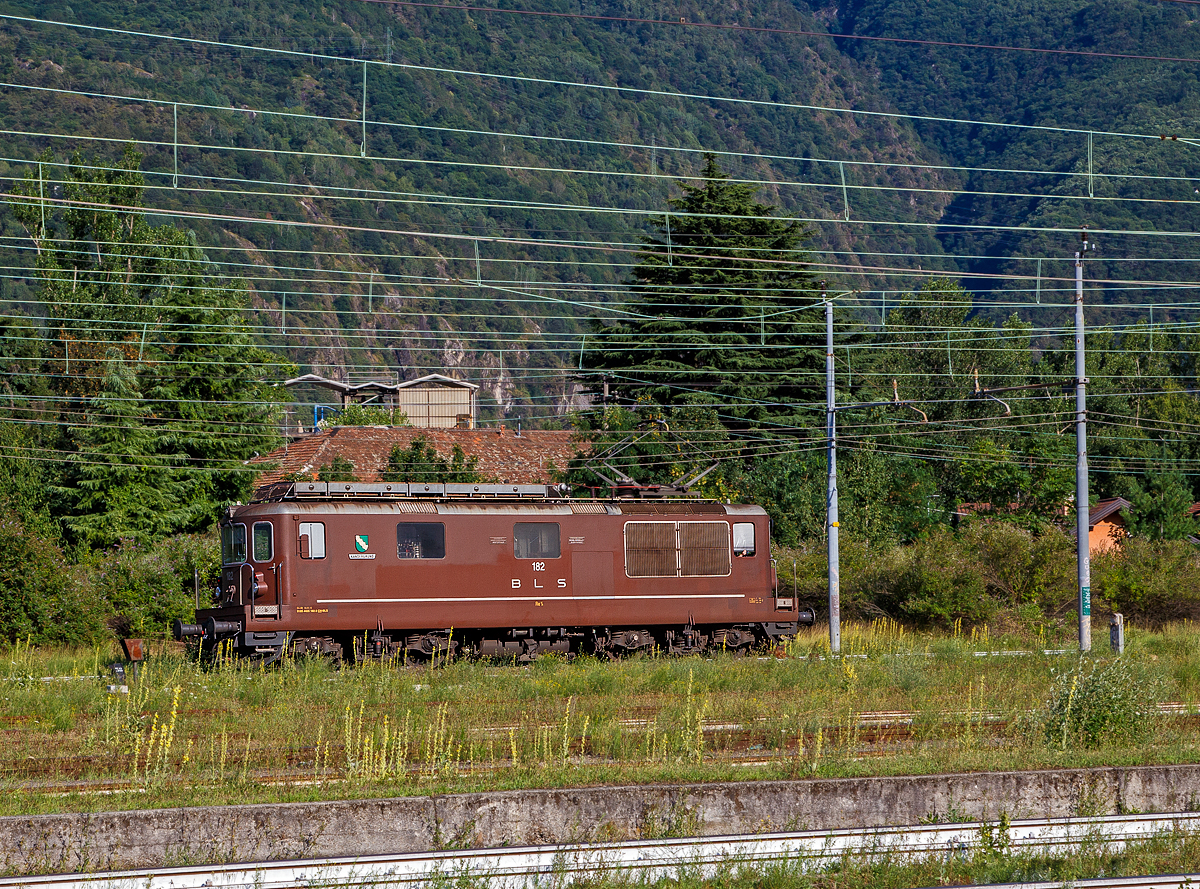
xmin=2 ymin=620 xmax=1200 ymax=816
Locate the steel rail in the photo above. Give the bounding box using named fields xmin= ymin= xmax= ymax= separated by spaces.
xmin=6 ymin=812 xmax=1200 ymax=889
xmin=925 ymin=876 xmax=1200 ymax=889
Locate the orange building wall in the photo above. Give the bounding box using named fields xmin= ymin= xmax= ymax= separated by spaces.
xmin=1089 ymin=518 xmax=1126 ymax=554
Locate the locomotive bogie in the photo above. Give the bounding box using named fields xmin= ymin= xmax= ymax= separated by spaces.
xmin=176 ymin=484 xmax=813 ymax=662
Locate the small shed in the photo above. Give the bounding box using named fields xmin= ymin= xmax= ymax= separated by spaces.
xmin=395 ymin=374 xmax=478 ymax=429
xmin=283 ymin=372 xmax=479 ymax=430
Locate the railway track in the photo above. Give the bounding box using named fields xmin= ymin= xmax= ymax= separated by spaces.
xmin=5 ymin=812 xmax=1200 ymax=889
xmin=948 ymin=879 xmax=1200 ymax=889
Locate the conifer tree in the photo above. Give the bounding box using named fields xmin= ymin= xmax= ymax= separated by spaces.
xmin=53 ymin=353 xmax=198 ymax=549
xmin=8 ymin=146 xmax=286 ymax=538
xmin=584 ymin=155 xmax=822 ymax=429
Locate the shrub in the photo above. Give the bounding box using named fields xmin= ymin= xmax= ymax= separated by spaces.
xmin=320 ymin=403 xmax=409 ymax=427
xmin=77 ymin=532 xmax=220 ymax=638
xmin=382 ymin=436 xmax=487 ymax=483
xmin=963 ymin=522 xmax=1076 ymax=614
xmin=317 ymin=455 xmax=358 ymax=482
xmin=781 ymin=536 xmax=903 ymax=620
xmin=1092 ymin=538 xmax=1200 ymax=624
xmin=0 ymin=514 xmax=104 ymax=645
xmin=890 ymin=528 xmax=992 ymax=627
xmin=1039 ymin=658 xmax=1161 ymax=749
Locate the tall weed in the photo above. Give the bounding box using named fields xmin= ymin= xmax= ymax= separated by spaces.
xmin=1039 ymin=658 xmax=1161 ymax=749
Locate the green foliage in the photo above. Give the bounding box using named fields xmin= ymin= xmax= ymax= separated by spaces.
xmin=317 ymin=455 xmax=358 ymax=482
xmin=52 ymin=353 xmax=201 ymax=550
xmin=381 ymin=437 xmax=485 ymax=484
xmin=1093 ymin=538 xmax=1200 ymax=623
xmin=734 ymin=448 xmax=944 ymax=548
xmin=322 ymin=404 xmax=409 ymax=427
xmin=1121 ymin=471 xmax=1196 ymax=541
xmin=77 ymin=533 xmax=219 ymax=639
xmin=2 ymin=0 xmax=946 ymax=417
xmin=955 ymin=438 xmax=1075 ymax=524
xmin=737 ymin=452 xmax=827 ymax=547
xmin=1040 ymin=658 xmax=1161 ymax=749
xmin=962 ymin=523 xmax=1076 ymax=613
xmin=0 ymin=514 xmax=104 ymax=646
xmin=0 ymin=423 xmax=59 ymax=542
xmin=784 ymin=523 xmax=1075 ymax=627
xmin=140 ymin=264 xmax=287 ymax=511
xmin=890 ymin=529 xmax=993 ymax=627
xmin=583 ymin=155 xmax=822 ymax=430
xmin=3 ymin=147 xmax=286 ymax=550
xmin=566 ymin=401 xmax=736 ymax=495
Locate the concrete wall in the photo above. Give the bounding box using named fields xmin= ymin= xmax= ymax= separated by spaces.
xmin=7 ymin=765 xmax=1200 ymax=875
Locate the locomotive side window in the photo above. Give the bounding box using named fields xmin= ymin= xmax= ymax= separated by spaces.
xmin=221 ymin=524 xmax=246 ymax=565
xmin=732 ymin=523 xmax=756 ymax=557
xmin=514 ymin=523 xmax=560 ymax=559
xmin=252 ymin=522 xmax=273 ymax=562
xmin=397 ymin=522 xmax=445 ymax=559
xmin=298 ymin=522 xmax=326 ymax=559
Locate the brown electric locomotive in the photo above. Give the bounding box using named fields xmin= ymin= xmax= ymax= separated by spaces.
xmin=174 ymin=481 xmax=813 ymax=663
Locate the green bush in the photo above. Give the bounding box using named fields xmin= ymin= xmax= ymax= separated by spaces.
xmin=781 ymin=536 xmax=903 ymax=620
xmin=0 ymin=514 xmax=104 ymax=646
xmin=77 ymin=532 xmax=220 ymax=638
xmin=1039 ymin=658 xmax=1161 ymax=749
xmin=320 ymin=404 xmax=408 ymax=427
xmin=963 ymin=522 xmax=1076 ymax=613
xmin=1092 ymin=538 xmax=1200 ymax=623
xmin=890 ymin=529 xmax=992 ymax=627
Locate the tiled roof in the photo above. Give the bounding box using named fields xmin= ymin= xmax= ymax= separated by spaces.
xmin=250 ymin=426 xmax=588 ymax=486
xmin=1089 ymin=497 xmax=1132 ymax=528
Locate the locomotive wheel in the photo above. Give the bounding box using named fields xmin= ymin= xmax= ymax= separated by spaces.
xmin=291 ymin=636 xmax=344 ymax=666
xmin=711 ymin=628 xmax=754 ymax=655
xmin=401 ymin=634 xmax=457 ymax=667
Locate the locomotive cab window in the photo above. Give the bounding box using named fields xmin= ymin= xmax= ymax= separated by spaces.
xmin=298 ymin=522 xmax=326 ymax=559
xmin=221 ymin=524 xmax=246 ymax=565
xmin=733 ymin=523 xmax=756 ymax=557
xmin=515 ymin=523 xmax=560 ymax=559
xmin=252 ymin=522 xmax=273 ymax=562
xmin=397 ymin=523 xmax=445 ymax=559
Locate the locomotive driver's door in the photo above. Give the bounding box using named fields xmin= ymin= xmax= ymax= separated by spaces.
xmin=250 ymin=521 xmax=280 ymax=619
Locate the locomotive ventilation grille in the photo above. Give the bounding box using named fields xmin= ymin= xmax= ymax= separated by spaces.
xmin=624 ymin=521 xmax=731 ymax=577
xmin=680 ymin=521 xmax=732 ymax=576
xmin=396 ymin=501 xmax=437 ymax=513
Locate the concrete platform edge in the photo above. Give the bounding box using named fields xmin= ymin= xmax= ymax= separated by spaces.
xmin=5 ymin=764 xmax=1200 ymax=875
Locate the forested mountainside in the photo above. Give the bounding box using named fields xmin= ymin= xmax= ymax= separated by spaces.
xmin=829 ymin=0 xmax=1200 ymax=322
xmin=0 ymin=0 xmax=956 ymax=416
xmin=4 ymin=1 xmax=1197 ymax=410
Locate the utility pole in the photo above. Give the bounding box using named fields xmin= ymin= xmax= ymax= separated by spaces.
xmin=824 ymin=282 xmax=841 ymax=654
xmin=1075 ymin=229 xmax=1091 ymax=651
